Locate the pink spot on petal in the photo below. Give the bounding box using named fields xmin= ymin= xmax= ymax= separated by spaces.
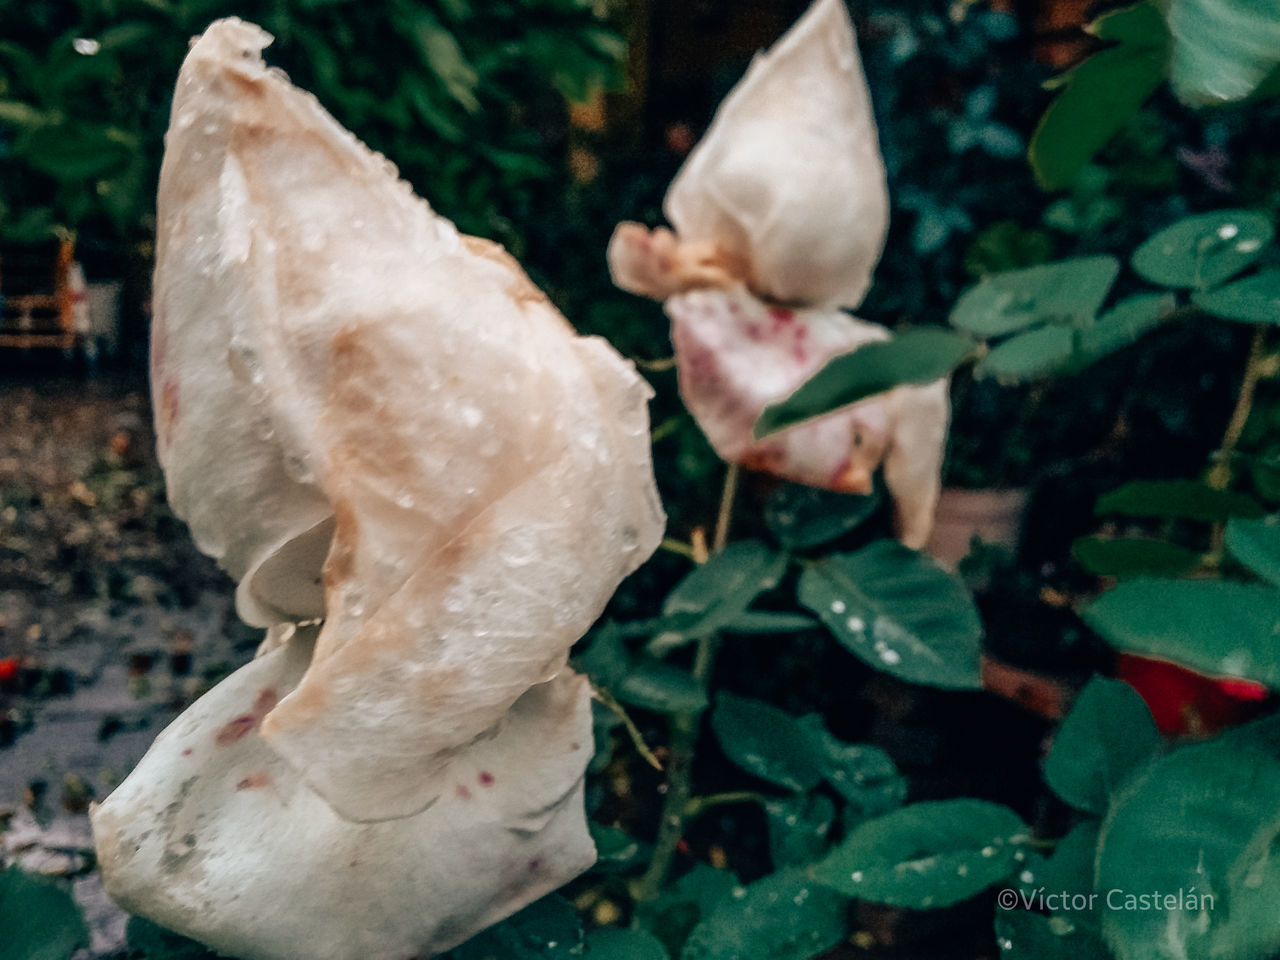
xmin=769 ymin=307 xmax=794 ymax=326
xmin=214 ymin=688 xmax=279 ymax=747
xmin=215 ymin=715 xmax=258 ymax=747
xmin=478 ymin=771 xmax=495 ymax=787
xmin=181 ymin=748 xmax=194 ymax=757
xmin=253 ymin=688 xmax=278 ymax=715
xmin=528 ymin=858 xmax=543 ymax=873
xmin=456 ymin=784 xmax=473 ymax=800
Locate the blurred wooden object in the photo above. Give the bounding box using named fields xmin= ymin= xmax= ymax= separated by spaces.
xmin=0 ymin=237 xmax=78 ymax=350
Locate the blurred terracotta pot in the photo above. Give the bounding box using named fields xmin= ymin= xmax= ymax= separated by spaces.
xmin=926 ymin=487 xmax=1029 ymax=569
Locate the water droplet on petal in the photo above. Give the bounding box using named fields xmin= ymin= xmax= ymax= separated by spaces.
xmin=499 ymin=527 xmax=538 ymax=566
xmin=73 ymin=37 xmax=100 ymax=55
xmin=847 ymin=616 xmax=865 ymax=632
xmin=1218 ymin=223 xmax=1240 ymax=240
xmin=830 ymin=600 xmax=847 ymax=615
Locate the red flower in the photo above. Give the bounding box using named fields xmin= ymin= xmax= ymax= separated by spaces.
xmin=1117 ymin=654 xmax=1269 ymax=737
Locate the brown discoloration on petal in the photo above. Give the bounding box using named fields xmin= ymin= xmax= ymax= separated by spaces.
xmin=236 ymin=771 xmax=271 ymax=790
xmin=322 ymin=498 xmax=358 ymax=596
xmin=460 ymin=235 xmax=557 ymax=313
xmin=608 ymin=223 xmax=748 ymax=301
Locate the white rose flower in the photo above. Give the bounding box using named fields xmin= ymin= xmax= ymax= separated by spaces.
xmin=91 ymin=18 xmax=664 ymax=960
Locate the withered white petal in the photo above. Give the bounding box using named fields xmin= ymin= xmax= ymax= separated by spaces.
xmin=669 ymin=285 xmax=948 ymax=548
xmin=147 ymin=17 xmax=662 ymax=823
xmin=662 ymin=0 xmax=888 ymax=309
xmin=101 ymin=15 xmax=665 ymax=957
xmin=92 ymin=628 xmax=596 ymax=960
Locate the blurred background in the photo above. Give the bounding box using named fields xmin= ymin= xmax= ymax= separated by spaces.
xmin=3 ymin=1 xmax=1280 ymax=957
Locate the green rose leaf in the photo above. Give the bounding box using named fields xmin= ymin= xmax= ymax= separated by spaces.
xmin=1226 ymin=513 xmax=1280 ymax=586
xmin=585 ymin=928 xmax=669 ymax=960
xmin=1166 ymin=0 xmax=1280 ymax=105
xmin=1192 ymin=269 xmax=1280 ymax=324
xmin=1029 ymin=2 xmax=1169 ymax=191
xmin=589 ymin=824 xmax=644 ymax=872
xmin=655 ymin=541 xmax=788 ymax=647
xmin=719 ymin=611 xmax=817 ymax=635
xmin=1072 ymin=536 xmax=1202 ymax=579
xmin=446 ymin=895 xmax=583 ymax=960
xmin=1098 ymin=714 xmax=1280 ymax=960
xmin=977 ymin=325 xmax=1075 ymax=382
xmin=577 ymin=621 xmax=632 ymax=690
xmin=679 ymin=868 xmax=848 ymax=960
xmin=753 ymin=329 xmax=972 ymax=439
xmin=950 ymin=257 xmax=1120 ymax=338
xmin=1043 ymin=678 xmax=1160 ymax=814
xmin=765 ymin=793 xmax=838 ymax=868
xmin=798 ymin=541 xmax=983 ymax=689
xmin=710 ymin=693 xmax=905 ymax=811
xmin=711 ymin=693 xmax=822 ymax=792
xmin=995 ymin=910 xmax=1110 ymax=960
xmin=1075 ymin=292 xmax=1178 ymax=363
xmin=765 ymin=483 xmax=881 ymax=550
xmin=1095 ymin=479 xmax=1263 ymax=522
xmin=616 ymin=661 xmax=709 ymax=715
xmin=1040 ymin=820 xmax=1101 ymax=897
xmin=0 ymin=867 xmax=91 ymax=960
xmin=810 ymin=799 xmax=1030 ymax=908
xmin=1131 ymin=210 xmax=1273 ymax=289
xmin=1083 ymin=578 xmax=1280 ymax=688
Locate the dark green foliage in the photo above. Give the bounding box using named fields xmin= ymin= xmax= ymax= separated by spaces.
xmin=755 ymin=330 xmax=974 ymax=439
xmin=0 ymin=0 xmax=624 ymax=253
xmin=1098 ymin=715 xmax=1280 ymax=960
xmin=0 ymin=868 xmax=89 ymax=960
xmin=810 ymin=799 xmax=1030 ymax=908
xmin=797 ymin=542 xmax=984 ymax=689
xmin=1042 ymin=678 xmax=1160 ymax=815
xmin=1084 ymin=578 xmax=1280 ymax=688
xmin=1029 ymin=3 xmax=1169 ymax=191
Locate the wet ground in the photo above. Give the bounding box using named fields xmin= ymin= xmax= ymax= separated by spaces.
xmin=0 ymin=370 xmax=255 ymax=956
